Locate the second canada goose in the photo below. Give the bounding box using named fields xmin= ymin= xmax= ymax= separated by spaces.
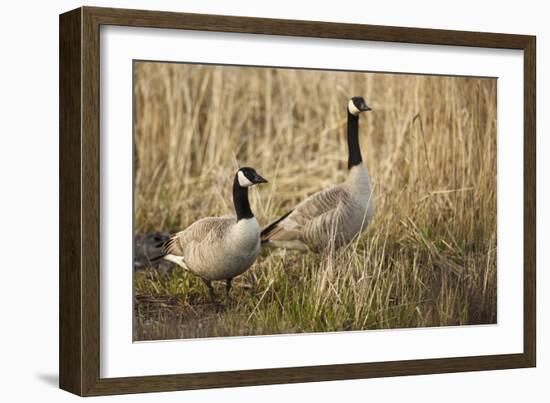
xmin=261 ymin=96 xmax=375 ymax=252
xmin=155 ymin=167 xmax=268 ymax=297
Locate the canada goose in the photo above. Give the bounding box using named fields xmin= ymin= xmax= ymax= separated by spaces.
xmin=154 ymin=167 xmax=268 ymax=297
xmin=261 ymin=96 xmax=375 ymax=252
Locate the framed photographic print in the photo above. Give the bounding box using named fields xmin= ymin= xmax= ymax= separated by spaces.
xmin=59 ymin=6 xmax=536 ymax=396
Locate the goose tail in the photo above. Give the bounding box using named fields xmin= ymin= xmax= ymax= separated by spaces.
xmin=146 ymin=235 xmax=176 ymax=262
xmin=261 ymin=210 xmax=293 ymax=243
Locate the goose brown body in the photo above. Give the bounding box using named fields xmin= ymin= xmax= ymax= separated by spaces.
xmin=261 ymin=164 xmax=374 ymax=252
xmin=164 ymin=216 xmax=260 ymax=280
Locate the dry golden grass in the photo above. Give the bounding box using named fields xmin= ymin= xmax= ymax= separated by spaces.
xmin=133 ymin=62 xmax=497 ymax=341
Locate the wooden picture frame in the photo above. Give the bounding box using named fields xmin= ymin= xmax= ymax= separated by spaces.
xmin=59 ymin=6 xmax=536 ymax=396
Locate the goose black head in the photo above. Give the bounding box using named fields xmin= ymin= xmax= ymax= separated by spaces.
xmin=348 ymin=96 xmax=371 ymax=116
xmin=236 ymin=167 xmax=268 ymax=188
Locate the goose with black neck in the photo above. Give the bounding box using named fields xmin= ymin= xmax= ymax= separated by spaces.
xmin=153 ymin=167 xmax=268 ymax=298
xmin=261 ymin=96 xmax=375 ymax=252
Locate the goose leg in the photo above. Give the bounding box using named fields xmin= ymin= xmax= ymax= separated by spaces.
xmin=202 ymin=278 xmax=215 ymax=301
xmin=225 ymin=278 xmax=232 ymax=295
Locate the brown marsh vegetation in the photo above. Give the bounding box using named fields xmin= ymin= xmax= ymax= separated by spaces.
xmin=133 ymin=62 xmax=497 ymax=341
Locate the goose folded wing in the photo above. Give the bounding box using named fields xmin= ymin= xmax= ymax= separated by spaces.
xmin=262 ymin=186 xmax=349 ymax=241
xmin=164 ymin=216 xmax=235 ymax=255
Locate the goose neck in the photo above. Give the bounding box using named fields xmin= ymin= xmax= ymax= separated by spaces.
xmin=347 ymin=110 xmax=363 ymax=169
xmin=233 ymin=176 xmax=254 ymax=221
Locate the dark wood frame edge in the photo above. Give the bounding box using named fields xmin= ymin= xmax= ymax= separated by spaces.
xmin=59 ymin=6 xmax=536 ymax=396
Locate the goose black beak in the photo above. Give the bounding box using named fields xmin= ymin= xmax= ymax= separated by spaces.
xmin=361 ymin=105 xmax=372 ymax=112
xmin=253 ymin=174 xmax=268 ymax=184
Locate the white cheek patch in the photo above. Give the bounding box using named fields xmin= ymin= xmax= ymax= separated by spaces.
xmin=348 ymin=99 xmax=361 ymax=116
xmin=237 ymin=171 xmax=254 ymax=187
